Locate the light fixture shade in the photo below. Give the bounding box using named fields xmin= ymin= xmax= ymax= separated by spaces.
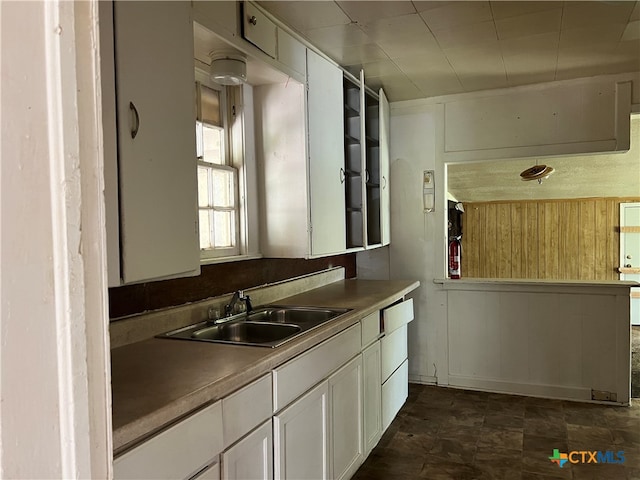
xmin=209 ymin=53 xmax=247 ymax=86
xmin=520 ymin=164 xmax=554 ymax=182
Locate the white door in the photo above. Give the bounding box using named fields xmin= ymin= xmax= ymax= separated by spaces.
xmin=329 ymin=356 xmax=364 ymax=480
xmin=620 ymin=202 xmax=640 ymax=325
xmin=362 ymin=341 xmax=382 ymax=456
xmin=114 ymin=1 xmax=200 ymax=283
xmin=274 ymin=381 xmax=329 ymax=480
xmin=222 ymin=421 xmax=273 ymax=480
xmin=306 ymin=49 xmax=346 ymax=257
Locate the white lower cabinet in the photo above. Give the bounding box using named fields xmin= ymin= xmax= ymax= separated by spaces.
xmin=274 ymin=381 xmax=330 ymax=480
xmin=113 ymin=401 xmax=223 ymax=480
xmin=329 ymin=355 xmax=364 ymax=480
xmin=382 ymin=359 xmax=409 ymax=431
xmin=362 ymin=341 xmax=382 ymax=456
xmin=222 ymin=420 xmax=273 ymax=480
xmin=114 ymin=300 xmax=414 ymax=480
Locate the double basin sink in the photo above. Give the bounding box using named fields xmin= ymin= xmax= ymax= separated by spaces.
xmin=157 ymin=305 xmax=351 ymax=348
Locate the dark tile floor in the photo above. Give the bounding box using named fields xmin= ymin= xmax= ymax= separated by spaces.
xmin=353 ymin=384 xmax=640 ymax=480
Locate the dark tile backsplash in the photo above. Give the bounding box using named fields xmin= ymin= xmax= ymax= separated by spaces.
xmin=109 ymin=254 xmax=357 ymax=319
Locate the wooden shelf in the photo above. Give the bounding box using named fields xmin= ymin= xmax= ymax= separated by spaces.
xmin=345 ymin=134 xmax=360 ymax=145
xmin=344 ymin=104 xmax=359 ymax=118
xmin=620 ymin=226 xmax=640 ymax=233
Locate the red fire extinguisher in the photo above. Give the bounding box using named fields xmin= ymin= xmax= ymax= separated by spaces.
xmin=449 ymin=235 xmax=462 ymax=279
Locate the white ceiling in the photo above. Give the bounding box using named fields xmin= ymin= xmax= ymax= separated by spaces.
xmin=258 ymin=0 xmax=640 ymax=101
xmin=448 ymin=116 xmax=640 ymax=202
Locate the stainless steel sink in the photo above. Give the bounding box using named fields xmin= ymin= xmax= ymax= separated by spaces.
xmin=247 ymin=306 xmax=349 ymax=325
xmin=192 ymin=322 xmax=301 ymax=343
xmin=157 ymin=305 xmax=351 ymax=348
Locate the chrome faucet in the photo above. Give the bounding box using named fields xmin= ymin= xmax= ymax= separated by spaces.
xmin=224 ymin=290 xmax=253 ymax=317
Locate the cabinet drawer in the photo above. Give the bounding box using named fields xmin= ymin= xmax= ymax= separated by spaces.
xmin=381 ymin=359 xmax=408 ymax=431
xmin=360 ymin=311 xmax=380 ymax=347
xmin=242 ymin=1 xmax=276 ymax=58
xmin=222 ymin=374 xmax=272 ymax=448
xmin=380 ymin=324 xmax=407 ymax=382
xmin=273 ymin=323 xmax=361 ymax=411
xmin=383 ymin=298 xmax=413 ymax=334
xmin=114 ymin=401 xmax=223 ymax=480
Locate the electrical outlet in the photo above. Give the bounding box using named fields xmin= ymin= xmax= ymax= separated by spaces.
xmin=591 ymin=389 xmax=612 ymax=401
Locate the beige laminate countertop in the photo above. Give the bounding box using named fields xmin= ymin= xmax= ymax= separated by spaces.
xmin=111 ymin=279 xmax=419 ymax=453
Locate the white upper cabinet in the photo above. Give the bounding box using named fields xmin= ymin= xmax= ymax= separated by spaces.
xmin=113 ymin=1 xmax=199 ymax=284
xmin=255 ymin=50 xmax=345 ymax=259
xmin=242 ymin=1 xmax=277 ymax=58
xmin=307 ymin=49 xmax=347 ymax=256
xmin=343 ymin=70 xmax=391 ymax=251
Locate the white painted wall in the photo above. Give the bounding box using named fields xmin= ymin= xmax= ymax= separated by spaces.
xmin=443 ymin=280 xmax=631 ymax=404
xmin=359 ymin=72 xmax=639 ymax=389
xmin=1 ymin=1 xmax=111 ymax=478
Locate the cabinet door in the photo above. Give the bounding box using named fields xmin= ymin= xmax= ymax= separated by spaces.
xmin=274 ymin=381 xmax=329 ymax=480
xmin=379 ymin=88 xmax=390 ymax=246
xmin=382 ymin=359 xmax=408 ymax=431
xmin=329 ymin=356 xmax=363 ymax=480
xmin=114 ymin=1 xmax=199 ymax=283
xmin=306 ymin=49 xmax=346 ymax=257
xmin=362 ymin=341 xmax=382 ymax=456
xmin=222 ymin=421 xmax=273 ymax=480
xmin=242 ymin=1 xmax=277 ymax=58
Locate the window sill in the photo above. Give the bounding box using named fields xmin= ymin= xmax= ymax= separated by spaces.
xmin=200 ymin=253 xmax=263 ymax=266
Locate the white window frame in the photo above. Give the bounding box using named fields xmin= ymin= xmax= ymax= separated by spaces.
xmin=195 ymin=69 xmax=260 ymax=264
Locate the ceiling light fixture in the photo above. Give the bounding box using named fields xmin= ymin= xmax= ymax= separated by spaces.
xmin=209 ymin=50 xmax=247 ymax=86
xmin=520 ymin=163 xmax=554 ymax=184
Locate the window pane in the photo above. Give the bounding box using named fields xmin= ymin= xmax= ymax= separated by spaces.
xmin=197 ymin=167 xmax=210 ymax=207
xmin=212 ymin=169 xmax=234 ymax=207
xmin=213 ymin=211 xmax=234 ymax=248
xmin=203 ymin=125 xmax=224 ymax=164
xmin=200 ymin=84 xmax=222 ymax=127
xmin=199 ymin=210 xmax=213 ymax=250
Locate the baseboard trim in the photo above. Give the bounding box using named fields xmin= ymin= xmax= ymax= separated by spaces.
xmin=409 ymin=374 xmax=437 ymax=385
xmin=446 ymin=375 xmax=626 ymax=404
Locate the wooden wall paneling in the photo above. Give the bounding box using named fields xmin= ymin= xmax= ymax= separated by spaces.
xmin=594 ymin=199 xmax=609 ymax=280
xmin=485 ymin=203 xmax=498 ymax=278
xmin=537 ymin=202 xmax=547 ymax=278
xmin=497 ymin=203 xmax=512 ymax=278
xmin=475 ymin=203 xmax=487 ymax=278
xmin=543 ymin=202 xmax=560 ymax=279
xmin=523 ymin=202 xmax=538 ymax=279
xmin=463 ymin=203 xmax=480 ymax=278
xmin=609 ymin=200 xmax=620 ymax=280
xmin=579 ymin=200 xmax=597 ymax=280
xmin=462 ymin=197 xmax=640 ymax=281
xmin=562 ymin=202 xmax=580 ymax=280
xmin=510 ymin=203 xmax=523 ymax=278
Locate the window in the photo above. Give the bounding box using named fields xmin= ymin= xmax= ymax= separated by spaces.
xmin=196 ymin=82 xmax=240 ymax=259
